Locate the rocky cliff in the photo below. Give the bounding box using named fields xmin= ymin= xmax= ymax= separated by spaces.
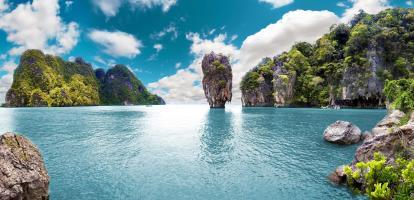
xmin=5 ymin=49 xmax=165 ymax=107
xmin=6 ymin=49 xmax=100 ymax=107
xmin=241 ymin=8 xmax=414 ymax=108
xmin=201 ymin=52 xmax=232 ymax=108
xmin=97 ymin=65 xmax=165 ymax=105
xmin=0 ymin=133 xmax=49 ymax=200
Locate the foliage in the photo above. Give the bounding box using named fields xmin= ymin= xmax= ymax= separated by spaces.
xmin=344 ymin=153 xmax=414 ymax=200
xmin=240 ymin=8 xmax=414 ymax=107
xmin=240 ymin=71 xmax=260 ymax=91
xmin=6 ymin=50 xmax=164 ymax=107
xmin=384 ymin=79 xmax=414 ymax=112
xmin=100 ymin=65 xmax=164 ymax=105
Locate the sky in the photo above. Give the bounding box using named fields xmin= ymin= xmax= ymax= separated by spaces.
xmin=0 ymin=0 xmax=412 ymax=104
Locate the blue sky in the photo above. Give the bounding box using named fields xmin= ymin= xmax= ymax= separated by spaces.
xmin=0 ymin=0 xmax=412 ymax=103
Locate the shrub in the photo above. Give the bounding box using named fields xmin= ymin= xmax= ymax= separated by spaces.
xmin=344 ymin=153 xmax=414 ymax=199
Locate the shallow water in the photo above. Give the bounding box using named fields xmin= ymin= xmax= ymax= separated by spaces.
xmin=0 ymin=105 xmax=386 ymax=199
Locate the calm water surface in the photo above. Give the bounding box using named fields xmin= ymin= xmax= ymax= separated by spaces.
xmin=0 ymin=105 xmax=386 ymax=199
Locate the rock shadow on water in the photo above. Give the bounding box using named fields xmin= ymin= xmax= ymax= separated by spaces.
xmin=199 ymin=109 xmax=235 ymax=167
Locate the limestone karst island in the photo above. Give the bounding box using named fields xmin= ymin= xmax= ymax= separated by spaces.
xmin=0 ymin=0 xmax=414 ymax=199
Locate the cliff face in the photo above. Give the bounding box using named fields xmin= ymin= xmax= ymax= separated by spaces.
xmin=241 ymin=8 xmax=414 ymax=108
xmin=241 ymin=58 xmax=275 ymax=107
xmin=6 ymin=50 xmax=100 ymax=107
xmin=201 ymin=52 xmax=232 ymax=108
xmin=5 ymin=49 xmax=165 ymax=107
xmin=0 ymin=133 xmax=49 ymax=200
xmin=98 ymin=65 xmax=165 ymax=105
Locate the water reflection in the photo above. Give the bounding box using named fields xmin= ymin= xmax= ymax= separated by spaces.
xmin=199 ymin=109 xmax=235 ymax=166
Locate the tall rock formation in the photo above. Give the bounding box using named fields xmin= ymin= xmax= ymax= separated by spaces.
xmin=0 ymin=133 xmax=49 ymax=200
xmin=201 ymin=52 xmax=232 ymax=108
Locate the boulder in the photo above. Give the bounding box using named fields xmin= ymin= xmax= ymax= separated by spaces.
xmin=323 ymin=121 xmax=362 ymax=144
xmin=201 ymin=52 xmax=232 ymax=108
xmin=0 ymin=133 xmax=49 ymax=200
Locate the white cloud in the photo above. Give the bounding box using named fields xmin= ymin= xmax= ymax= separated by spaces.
xmin=259 ymin=0 xmax=293 ymax=8
xmin=341 ymin=0 xmax=391 ymax=23
xmin=93 ymin=56 xmax=116 ymax=68
xmin=65 ymin=1 xmax=74 ymax=8
xmin=93 ymin=0 xmax=177 ymax=17
xmin=151 ymin=23 xmax=178 ymax=40
xmin=88 ymin=30 xmax=142 ymax=58
xmin=149 ymin=10 xmax=339 ymax=104
xmin=129 ymin=0 xmax=177 ymax=12
xmin=175 ymin=62 xmax=181 ymax=69
xmin=0 ymin=60 xmax=17 ymax=103
xmin=407 ymin=1 xmax=413 ymax=6
xmin=337 ymin=2 xmax=348 ymax=8
xmin=0 ymin=0 xmax=80 ymax=56
xmin=154 ymin=43 xmax=163 ymax=52
xmin=0 ymin=73 xmax=13 ymax=103
xmin=0 ymin=0 xmax=8 ymax=12
xmin=230 ymin=35 xmax=238 ymax=41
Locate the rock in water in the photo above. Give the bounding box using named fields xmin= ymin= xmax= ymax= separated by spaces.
xmin=328 ymin=165 xmax=347 ymax=184
xmin=0 ymin=133 xmax=49 ymax=200
xmin=323 ymin=121 xmax=362 ymax=144
xmin=201 ymin=52 xmax=232 ymax=108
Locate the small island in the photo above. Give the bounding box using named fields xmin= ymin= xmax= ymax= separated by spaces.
xmin=5 ymin=50 xmax=165 ymax=107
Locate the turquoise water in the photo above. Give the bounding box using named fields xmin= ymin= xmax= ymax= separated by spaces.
xmin=0 ymin=105 xmax=386 ymax=199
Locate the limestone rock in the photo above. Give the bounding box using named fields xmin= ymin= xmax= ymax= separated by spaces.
xmin=323 ymin=121 xmax=362 ymax=144
xmin=201 ymin=52 xmax=232 ymax=108
xmin=273 ymin=62 xmax=296 ymax=107
xmin=371 ymin=110 xmax=405 ymax=136
xmin=0 ymin=133 xmax=49 ymax=200
xmin=352 ymin=122 xmax=414 ymax=165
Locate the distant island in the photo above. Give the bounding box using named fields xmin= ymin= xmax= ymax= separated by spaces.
xmin=4 ymin=49 xmax=165 ymax=107
xmin=241 ymin=8 xmax=414 ymax=108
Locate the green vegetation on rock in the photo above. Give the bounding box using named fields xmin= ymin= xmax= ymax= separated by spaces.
xmin=384 ymin=79 xmax=414 ymax=113
xmin=98 ymin=65 xmax=165 ymax=105
xmin=241 ymin=8 xmax=414 ymax=108
xmin=5 ymin=50 xmax=165 ymax=107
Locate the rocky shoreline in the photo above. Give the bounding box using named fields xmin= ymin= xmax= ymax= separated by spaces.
xmin=328 ymin=110 xmax=414 ymax=198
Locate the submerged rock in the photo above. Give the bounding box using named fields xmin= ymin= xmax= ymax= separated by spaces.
xmin=328 ymin=165 xmax=347 ymax=185
xmin=201 ymin=52 xmax=232 ymax=108
xmin=323 ymin=121 xmax=362 ymax=144
xmin=0 ymin=133 xmax=49 ymax=200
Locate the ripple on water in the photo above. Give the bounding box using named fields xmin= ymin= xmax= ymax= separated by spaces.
xmin=0 ymin=105 xmax=383 ymax=199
